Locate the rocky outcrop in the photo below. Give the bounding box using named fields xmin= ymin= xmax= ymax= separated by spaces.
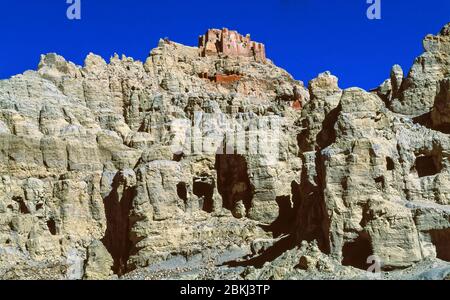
xmin=1 ymin=25 xmax=450 ymax=279
xmin=387 ymin=24 xmax=450 ymax=115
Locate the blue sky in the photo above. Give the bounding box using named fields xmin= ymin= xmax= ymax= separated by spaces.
xmin=0 ymin=0 xmax=449 ymax=89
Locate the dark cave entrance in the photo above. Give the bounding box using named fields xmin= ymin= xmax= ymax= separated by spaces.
xmin=176 ymin=182 xmax=188 ymax=203
xmin=430 ymin=229 xmax=450 ymax=262
xmin=342 ymin=232 xmax=374 ymax=270
xmin=386 ymin=157 xmax=395 ymax=171
xmin=415 ymin=155 xmax=442 ymax=177
xmin=374 ymin=176 xmax=385 ymax=190
xmin=193 ymin=180 xmax=214 ymax=213
xmin=173 ymin=153 xmax=184 ymax=162
xmin=46 ymin=219 xmax=57 ymax=235
xmin=215 ymin=154 xmax=253 ymax=213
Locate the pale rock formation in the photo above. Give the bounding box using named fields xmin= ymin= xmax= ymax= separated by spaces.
xmin=83 ymin=240 xmax=114 ymax=280
xmin=389 ymin=23 xmax=450 ymax=115
xmin=1 ymin=25 xmax=450 ymax=279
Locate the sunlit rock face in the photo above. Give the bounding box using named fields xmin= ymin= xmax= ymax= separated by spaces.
xmin=1 ymin=25 xmax=450 ymax=280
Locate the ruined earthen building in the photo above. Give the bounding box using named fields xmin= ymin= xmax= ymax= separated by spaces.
xmin=198 ymin=28 xmax=266 ymax=62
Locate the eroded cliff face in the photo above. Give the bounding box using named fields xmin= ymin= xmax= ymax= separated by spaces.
xmin=0 ymin=25 xmax=449 ymax=280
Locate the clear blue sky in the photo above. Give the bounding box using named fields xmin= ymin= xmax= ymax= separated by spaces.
xmin=0 ymin=0 xmax=449 ymax=89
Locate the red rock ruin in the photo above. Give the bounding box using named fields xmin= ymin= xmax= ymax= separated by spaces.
xmin=198 ymin=28 xmax=266 ymax=62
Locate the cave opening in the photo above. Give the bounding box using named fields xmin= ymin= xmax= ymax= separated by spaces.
xmin=415 ymin=155 xmax=441 ymax=177
xmin=374 ymin=176 xmax=385 ymax=190
xmin=386 ymin=157 xmax=395 ymax=171
xmin=193 ymin=181 xmax=214 ymax=213
xmin=19 ymin=201 xmax=29 ymax=214
xmin=430 ymin=229 xmax=450 ymax=261
xmin=13 ymin=197 xmax=30 ymax=214
xmin=215 ymin=154 xmax=253 ymax=213
xmin=173 ymin=153 xmax=184 ymax=162
xmin=46 ymin=219 xmax=57 ymax=235
xmin=342 ymin=232 xmax=374 ymax=270
xmin=176 ymin=182 xmax=188 ymax=203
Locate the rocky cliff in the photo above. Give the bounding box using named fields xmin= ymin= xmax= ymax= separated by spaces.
xmin=0 ymin=25 xmax=449 ymax=280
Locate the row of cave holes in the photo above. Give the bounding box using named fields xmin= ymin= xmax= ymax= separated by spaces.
xmin=342 ymin=229 xmax=450 ymax=270
xmin=176 ymin=153 xmax=446 ymax=270
xmin=100 ymin=154 xmax=247 ymax=276
xmin=6 ymin=153 xmax=446 ymax=268
xmin=8 ymin=197 xmax=57 ymax=236
xmin=386 ymin=155 xmax=442 ymax=178
xmin=176 ymin=154 xmax=252 ymax=214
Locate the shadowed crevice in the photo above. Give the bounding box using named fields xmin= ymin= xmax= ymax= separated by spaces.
xmin=415 ymin=155 xmax=442 ymax=177
xmin=316 ymin=104 xmax=341 ymax=150
xmin=294 ymin=152 xmax=331 ymax=254
xmin=260 ymin=181 xmax=299 ymax=238
xmin=193 ymin=181 xmax=214 ymax=213
xmin=413 ymin=111 xmax=450 ymax=134
xmin=101 ymin=174 xmax=136 ymax=276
